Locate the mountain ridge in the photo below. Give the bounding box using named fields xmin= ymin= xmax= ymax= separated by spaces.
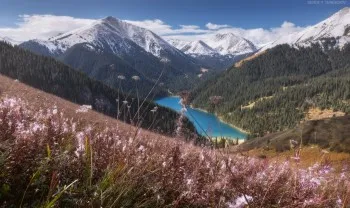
xmin=167 ymin=33 xmax=258 ymax=56
xmin=180 ymin=40 xmax=217 ymax=55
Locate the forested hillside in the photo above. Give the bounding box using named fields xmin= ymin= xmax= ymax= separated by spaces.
xmin=0 ymin=41 xmax=197 ymax=137
xmin=191 ymin=43 xmax=350 ymax=136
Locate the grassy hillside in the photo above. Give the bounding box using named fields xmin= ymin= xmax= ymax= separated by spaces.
xmin=0 ymin=89 xmax=348 ymax=207
xmin=191 ymin=43 xmax=350 ymax=136
xmin=0 ymin=75 xmax=156 ymax=134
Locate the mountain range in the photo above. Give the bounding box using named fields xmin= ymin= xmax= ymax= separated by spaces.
xmin=17 ymin=16 xmax=260 ymax=82
xmin=167 ymin=33 xmax=258 ymax=70
xmin=2 ymin=7 xmax=348 ymax=96
xmin=19 ymin=16 xmax=203 ymax=97
xmin=23 ymin=16 xmax=188 ymax=59
xmin=169 ymin=7 xmax=350 ymax=63
xmin=168 ymin=33 xmax=257 ymax=56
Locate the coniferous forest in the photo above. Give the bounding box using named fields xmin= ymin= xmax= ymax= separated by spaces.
xmin=191 ymin=42 xmax=350 ymax=137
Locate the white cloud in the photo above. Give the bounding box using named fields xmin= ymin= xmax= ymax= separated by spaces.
xmin=0 ymin=14 xmax=306 ymax=47
xmin=0 ymin=14 xmax=95 ymax=41
xmin=179 ymin=25 xmax=200 ymax=30
xmin=126 ymin=19 xmax=305 ymax=46
xmin=205 ymin=22 xmax=230 ymax=30
xmin=165 ymin=21 xmax=306 ymax=46
xmin=124 ymin=19 xmax=207 ymax=35
xmin=124 ymin=19 xmax=173 ymax=35
xmin=271 ymin=21 xmax=304 ymax=37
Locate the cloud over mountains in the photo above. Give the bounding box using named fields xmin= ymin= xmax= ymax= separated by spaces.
xmin=0 ymin=14 xmax=306 ymax=46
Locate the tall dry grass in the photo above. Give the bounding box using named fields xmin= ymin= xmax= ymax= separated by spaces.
xmin=0 ymin=97 xmax=349 ymax=207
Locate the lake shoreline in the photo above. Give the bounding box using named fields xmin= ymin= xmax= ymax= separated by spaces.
xmin=161 ymin=97 xmax=249 ymax=136
xmin=193 ymin=106 xmax=250 ymax=135
xmin=156 ymin=96 xmax=247 ymax=140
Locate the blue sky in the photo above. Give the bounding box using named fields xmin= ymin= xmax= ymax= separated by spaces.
xmin=0 ymin=0 xmax=348 ymax=44
xmin=0 ymin=0 xmax=346 ymax=28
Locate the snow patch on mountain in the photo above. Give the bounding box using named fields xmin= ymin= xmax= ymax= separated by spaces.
xmin=205 ymin=33 xmax=257 ymax=55
xmin=179 ymin=40 xmax=217 ymax=55
xmin=167 ymin=39 xmax=189 ymax=51
xmin=34 ymin=39 xmax=63 ymax=53
xmin=0 ymin=36 xmax=21 ymax=45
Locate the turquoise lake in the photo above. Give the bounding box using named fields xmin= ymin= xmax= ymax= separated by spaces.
xmin=155 ymin=96 xmax=246 ymax=140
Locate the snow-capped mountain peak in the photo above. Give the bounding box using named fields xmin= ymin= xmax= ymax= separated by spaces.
xmin=205 ymin=33 xmax=257 ymax=55
xmin=99 ymin=16 xmax=172 ymax=56
xmin=181 ymin=40 xmax=217 ymax=55
xmin=262 ymin=7 xmax=350 ymax=50
xmin=167 ymin=39 xmax=189 ymax=51
xmin=32 ymin=16 xmax=182 ymax=58
xmin=167 ymin=33 xmax=257 ymax=57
